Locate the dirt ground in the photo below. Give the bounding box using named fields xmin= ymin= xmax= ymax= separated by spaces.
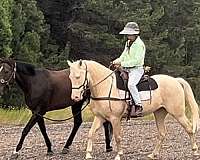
xmin=1 ymin=117 xmax=200 ymax=160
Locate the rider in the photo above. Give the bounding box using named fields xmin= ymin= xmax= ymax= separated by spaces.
xmin=112 ymin=22 xmax=146 ymax=116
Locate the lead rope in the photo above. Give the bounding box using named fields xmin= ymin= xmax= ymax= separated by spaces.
xmin=34 ymin=98 xmax=90 ymax=122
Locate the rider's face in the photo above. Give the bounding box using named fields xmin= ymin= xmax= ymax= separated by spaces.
xmin=127 ymin=35 xmax=137 ymax=41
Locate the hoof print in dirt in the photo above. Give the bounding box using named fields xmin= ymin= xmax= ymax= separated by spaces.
xmin=10 ymin=153 xmax=19 ymax=160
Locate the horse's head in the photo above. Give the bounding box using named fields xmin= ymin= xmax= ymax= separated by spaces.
xmin=0 ymin=58 xmax=16 ymax=95
xmin=68 ymin=60 xmax=89 ymax=102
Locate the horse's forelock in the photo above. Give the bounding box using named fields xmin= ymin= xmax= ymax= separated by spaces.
xmin=0 ymin=58 xmax=15 ymax=68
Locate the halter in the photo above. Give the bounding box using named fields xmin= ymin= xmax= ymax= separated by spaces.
xmin=0 ymin=62 xmax=16 ymax=86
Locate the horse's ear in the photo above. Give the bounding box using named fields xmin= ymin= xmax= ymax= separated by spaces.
xmin=79 ymin=59 xmax=82 ymax=66
xmin=67 ymin=60 xmax=73 ymax=67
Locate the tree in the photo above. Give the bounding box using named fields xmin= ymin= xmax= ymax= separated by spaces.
xmin=0 ymin=0 xmax=13 ymax=57
xmin=11 ymin=0 xmax=49 ymax=64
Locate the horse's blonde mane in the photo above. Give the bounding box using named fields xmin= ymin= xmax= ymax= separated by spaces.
xmin=83 ymin=60 xmax=112 ymax=74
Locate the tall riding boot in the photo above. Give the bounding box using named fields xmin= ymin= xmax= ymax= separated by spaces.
xmin=135 ymin=105 xmax=143 ymax=117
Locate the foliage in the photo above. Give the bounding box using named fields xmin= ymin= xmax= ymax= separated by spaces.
xmin=0 ymin=0 xmax=13 ymax=57
xmin=1 ymin=0 xmax=200 ymax=107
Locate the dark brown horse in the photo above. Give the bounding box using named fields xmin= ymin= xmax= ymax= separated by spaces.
xmin=0 ymin=58 xmax=112 ymax=158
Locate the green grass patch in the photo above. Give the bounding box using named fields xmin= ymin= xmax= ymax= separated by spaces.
xmin=0 ymin=108 xmax=32 ymax=125
xmin=0 ymin=104 xmax=194 ymax=125
xmin=0 ymin=107 xmax=94 ymax=125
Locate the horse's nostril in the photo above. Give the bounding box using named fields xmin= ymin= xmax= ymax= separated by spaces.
xmin=74 ymin=96 xmax=79 ymax=99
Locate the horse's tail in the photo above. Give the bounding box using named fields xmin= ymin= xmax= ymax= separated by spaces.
xmin=176 ymin=78 xmax=199 ymax=133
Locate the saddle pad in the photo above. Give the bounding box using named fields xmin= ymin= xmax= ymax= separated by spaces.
xmin=115 ymin=71 xmax=158 ymax=91
xmin=118 ymin=90 xmax=152 ymax=101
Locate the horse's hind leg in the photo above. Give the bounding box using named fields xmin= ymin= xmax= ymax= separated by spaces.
xmin=174 ymin=114 xmax=199 ymax=156
xmin=103 ymin=121 xmax=113 ymax=152
xmin=86 ymin=116 xmax=104 ymax=159
xmin=148 ymin=108 xmax=168 ymax=159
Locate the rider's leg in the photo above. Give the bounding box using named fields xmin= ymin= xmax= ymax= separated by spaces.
xmin=128 ymin=67 xmax=144 ymax=115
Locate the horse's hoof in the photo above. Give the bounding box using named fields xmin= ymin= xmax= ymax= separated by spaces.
xmin=147 ymin=153 xmax=156 ymax=159
xmin=10 ymin=152 xmax=19 ymax=159
xmin=114 ymin=154 xmax=121 ymax=160
xmin=47 ymin=151 xmax=54 ymax=156
xmin=193 ymin=150 xmax=200 ymax=156
xmin=61 ymin=147 xmax=69 ymax=154
xmin=118 ymin=150 xmax=123 ymax=155
xmin=106 ymin=147 xmax=113 ymax=152
xmin=86 ymin=152 xmax=92 ymax=159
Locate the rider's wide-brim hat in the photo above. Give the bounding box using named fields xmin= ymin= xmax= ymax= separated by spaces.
xmin=119 ymin=27 xmax=140 ymax=35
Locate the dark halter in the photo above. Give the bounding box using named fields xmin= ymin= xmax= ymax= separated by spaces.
xmin=0 ymin=62 xmax=16 ymax=86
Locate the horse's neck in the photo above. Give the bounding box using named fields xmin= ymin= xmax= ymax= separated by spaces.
xmin=87 ymin=62 xmax=116 ymax=97
xmin=15 ymin=71 xmax=30 ymax=93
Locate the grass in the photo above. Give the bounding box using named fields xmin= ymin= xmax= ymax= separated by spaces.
xmin=0 ymin=107 xmax=94 ymax=125
xmin=0 ymin=106 xmax=155 ymax=125
xmin=0 ymin=104 xmax=194 ymax=125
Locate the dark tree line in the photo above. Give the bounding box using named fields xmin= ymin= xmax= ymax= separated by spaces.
xmin=1 ymin=0 xmax=200 ymax=107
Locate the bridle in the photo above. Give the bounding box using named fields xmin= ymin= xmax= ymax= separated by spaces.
xmin=71 ymin=62 xmax=89 ymax=95
xmin=71 ymin=62 xmax=129 ymax=113
xmin=0 ymin=62 xmax=16 ymax=86
xmin=71 ymin=62 xmax=124 ymax=100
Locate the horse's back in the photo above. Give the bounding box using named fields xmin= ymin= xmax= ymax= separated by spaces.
xmin=151 ymin=74 xmax=185 ymax=102
xmin=151 ymin=74 xmax=181 ymax=85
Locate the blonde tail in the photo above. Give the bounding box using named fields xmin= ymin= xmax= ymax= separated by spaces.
xmin=176 ymin=78 xmax=199 ymax=133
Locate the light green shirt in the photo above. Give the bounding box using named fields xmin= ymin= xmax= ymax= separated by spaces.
xmin=115 ymin=36 xmax=146 ymax=67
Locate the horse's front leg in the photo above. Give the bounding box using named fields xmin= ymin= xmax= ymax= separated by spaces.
xmin=11 ymin=114 xmax=39 ymax=159
xmin=62 ymin=103 xmax=83 ymax=154
xmin=110 ymin=117 xmax=122 ymax=160
xmin=37 ymin=116 xmax=53 ymax=155
xmin=86 ymin=116 xmax=104 ymax=159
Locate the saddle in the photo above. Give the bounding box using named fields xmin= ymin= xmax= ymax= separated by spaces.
xmin=115 ymin=70 xmax=158 ymax=92
xmin=115 ymin=68 xmax=158 ymax=119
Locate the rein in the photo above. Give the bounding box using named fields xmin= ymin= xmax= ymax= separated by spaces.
xmin=34 ymin=98 xmax=90 ymax=122
xmin=72 ymin=62 xmax=129 ymax=101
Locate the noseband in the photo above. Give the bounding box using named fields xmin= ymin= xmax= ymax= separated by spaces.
xmin=0 ymin=62 xmax=16 ymax=86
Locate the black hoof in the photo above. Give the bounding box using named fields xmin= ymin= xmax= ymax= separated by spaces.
xmin=10 ymin=153 xmax=19 ymax=159
xmin=61 ymin=147 xmax=69 ymax=154
xmin=47 ymin=151 xmax=54 ymax=156
xmin=106 ymin=147 xmax=113 ymax=152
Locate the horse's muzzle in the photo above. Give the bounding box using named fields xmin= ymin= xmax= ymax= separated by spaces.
xmin=72 ymin=96 xmax=82 ymax=102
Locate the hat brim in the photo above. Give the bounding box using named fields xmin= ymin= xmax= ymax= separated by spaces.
xmin=119 ymin=28 xmax=140 ymax=35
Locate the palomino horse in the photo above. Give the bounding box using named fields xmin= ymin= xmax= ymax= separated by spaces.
xmin=0 ymin=58 xmax=113 ymax=159
xmin=68 ymin=59 xmax=199 ymax=160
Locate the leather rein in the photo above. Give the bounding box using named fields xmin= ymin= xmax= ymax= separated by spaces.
xmin=71 ymin=63 xmax=129 ymax=104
